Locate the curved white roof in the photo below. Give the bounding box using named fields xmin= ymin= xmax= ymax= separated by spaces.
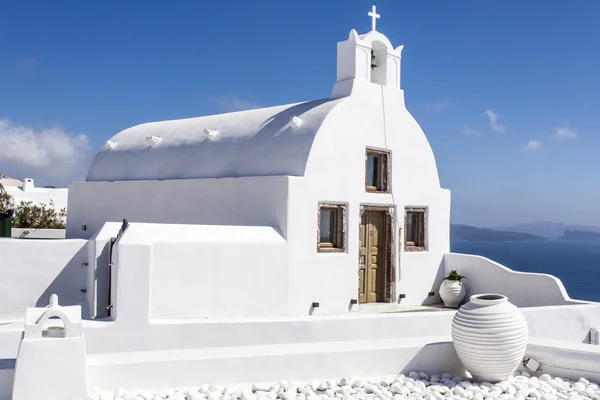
xmin=87 ymin=98 xmax=344 ymax=182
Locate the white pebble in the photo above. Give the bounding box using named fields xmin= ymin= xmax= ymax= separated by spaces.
xmin=353 ymin=380 xmax=365 ymax=389
xmin=542 ymin=395 xmax=558 ymax=400
xmin=242 ymin=390 xmax=257 ymax=400
xmin=187 ymin=392 xmax=202 ymax=400
xmin=253 ymin=384 xmax=271 ymax=393
xmin=97 ymin=371 xmax=600 ymax=400
xmin=124 ymin=391 xmax=139 ymax=400
xmin=364 ymin=384 xmax=378 ymax=394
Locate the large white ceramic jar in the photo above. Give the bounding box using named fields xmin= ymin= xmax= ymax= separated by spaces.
xmin=451 ymin=294 xmax=528 ymax=382
xmin=439 ymin=280 xmax=466 ymax=308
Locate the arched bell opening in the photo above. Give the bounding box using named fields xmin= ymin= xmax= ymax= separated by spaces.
xmin=370 ymin=40 xmax=388 ymax=85
xmin=42 ymin=316 xmax=67 ymax=338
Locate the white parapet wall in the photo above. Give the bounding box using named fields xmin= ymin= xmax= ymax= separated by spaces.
xmin=1 ymin=301 xmax=600 ymax=397
xmin=5 ymin=179 xmax=68 ymax=212
xmin=0 ymin=238 xmax=88 ymax=322
xmin=86 ymin=337 xmax=464 ymax=392
xmin=11 ymin=228 xmax=66 ymax=239
xmin=443 ymin=253 xmax=583 ymax=307
xmin=522 ymin=337 xmax=600 ymax=381
xmin=113 ymin=223 xmax=289 ymax=321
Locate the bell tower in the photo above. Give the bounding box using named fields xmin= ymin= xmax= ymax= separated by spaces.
xmin=331 ymin=6 xmax=404 ymax=98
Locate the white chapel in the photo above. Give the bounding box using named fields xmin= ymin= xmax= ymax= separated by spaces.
xmin=66 ymin=7 xmax=451 ymax=318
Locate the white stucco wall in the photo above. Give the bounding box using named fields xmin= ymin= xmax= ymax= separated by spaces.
xmin=11 ymin=228 xmax=65 ymax=239
xmin=444 ymin=253 xmax=581 ymax=307
xmin=283 ymin=79 xmax=450 ymax=313
xmin=111 ymin=223 xmax=288 ymax=320
xmin=87 ymin=222 xmax=123 ymax=319
xmin=0 ymin=239 xmax=88 ymax=322
xmin=66 ymin=176 xmax=289 ymax=240
xmin=5 ymin=182 xmax=68 ymax=212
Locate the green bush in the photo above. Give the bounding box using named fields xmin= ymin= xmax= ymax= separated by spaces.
xmin=0 ymin=193 xmax=66 ymax=229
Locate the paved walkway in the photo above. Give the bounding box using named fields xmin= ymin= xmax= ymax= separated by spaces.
xmin=353 ymin=302 xmax=452 ymax=314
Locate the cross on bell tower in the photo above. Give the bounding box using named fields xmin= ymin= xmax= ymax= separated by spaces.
xmin=368 ymin=5 xmax=380 ymax=32
xmin=330 ymin=5 xmax=404 ymax=98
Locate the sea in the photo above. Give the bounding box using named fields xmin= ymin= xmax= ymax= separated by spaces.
xmin=451 ymin=240 xmax=600 ymax=302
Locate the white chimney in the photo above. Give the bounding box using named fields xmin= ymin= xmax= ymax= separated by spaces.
xmin=22 ymin=178 xmax=35 ymax=192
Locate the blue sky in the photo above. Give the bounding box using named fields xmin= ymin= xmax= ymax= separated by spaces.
xmin=1 ymin=1 xmax=599 ymax=226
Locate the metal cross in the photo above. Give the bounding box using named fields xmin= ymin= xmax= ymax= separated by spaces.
xmin=368 ymin=5 xmax=380 ymax=31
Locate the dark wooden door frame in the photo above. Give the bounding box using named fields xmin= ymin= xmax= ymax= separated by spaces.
xmin=358 ymin=205 xmax=396 ymax=303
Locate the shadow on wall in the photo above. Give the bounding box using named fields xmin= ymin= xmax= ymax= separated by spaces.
xmin=253 ymin=99 xmax=333 ymax=141
xmin=401 ymin=342 xmax=466 ymax=376
xmin=422 ymin=260 xmax=445 ymax=305
xmin=36 ymin=245 xmax=87 ymax=309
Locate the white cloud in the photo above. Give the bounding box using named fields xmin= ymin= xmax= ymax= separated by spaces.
xmin=0 ymin=119 xmax=92 ymax=186
xmin=522 ymin=140 xmax=541 ymax=152
xmin=555 ymin=126 xmax=577 ymax=140
xmin=213 ymin=95 xmax=263 ymax=112
xmin=425 ymin=101 xmax=450 ymax=112
xmin=461 ymin=125 xmax=478 ymax=136
xmin=483 ymin=109 xmax=506 ymax=133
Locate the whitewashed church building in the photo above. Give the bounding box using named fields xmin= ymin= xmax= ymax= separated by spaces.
xmin=2 ymin=8 xmax=599 ymax=400
xmin=66 ymin=9 xmax=449 ymax=318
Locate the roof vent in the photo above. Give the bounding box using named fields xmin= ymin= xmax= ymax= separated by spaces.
xmin=105 ymin=140 xmax=117 ymax=150
xmin=289 ymin=116 xmax=303 ymax=129
xmin=145 ymin=136 xmax=162 ymax=147
xmin=204 ymin=128 xmax=219 ymax=140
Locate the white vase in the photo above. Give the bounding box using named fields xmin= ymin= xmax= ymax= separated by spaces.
xmin=440 ymin=280 xmax=466 ymax=308
xmin=451 ymin=294 xmax=528 ymax=382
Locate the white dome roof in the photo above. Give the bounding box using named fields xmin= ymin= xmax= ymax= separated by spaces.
xmin=87 ymin=98 xmax=344 ymax=182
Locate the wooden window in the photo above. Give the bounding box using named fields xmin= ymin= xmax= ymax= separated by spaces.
xmin=317 ymin=203 xmax=346 ymax=252
xmin=405 ymin=207 xmax=427 ymax=251
xmin=365 ymin=149 xmax=390 ymax=193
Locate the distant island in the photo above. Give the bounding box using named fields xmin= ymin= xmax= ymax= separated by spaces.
xmin=491 ymin=222 xmax=600 ymax=239
xmin=451 ymin=224 xmax=547 ymax=242
xmin=559 ymin=230 xmax=600 ymax=242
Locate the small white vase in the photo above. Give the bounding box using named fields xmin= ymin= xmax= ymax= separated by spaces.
xmin=440 ymin=280 xmax=465 ymax=308
xmin=451 ymin=294 xmax=528 ymax=382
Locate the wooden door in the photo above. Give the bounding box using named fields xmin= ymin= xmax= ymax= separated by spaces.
xmin=359 ymin=210 xmax=387 ymax=303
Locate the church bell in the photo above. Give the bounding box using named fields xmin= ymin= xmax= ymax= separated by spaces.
xmin=371 ymin=49 xmax=377 ymax=69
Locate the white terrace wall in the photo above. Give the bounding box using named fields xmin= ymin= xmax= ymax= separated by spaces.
xmin=112 ymin=223 xmax=288 ymax=321
xmin=5 ymin=184 xmax=68 ymax=212
xmin=66 ymin=176 xmax=290 ymax=240
xmin=444 ymin=253 xmax=582 ymax=307
xmin=0 ymin=239 xmax=88 ymax=322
